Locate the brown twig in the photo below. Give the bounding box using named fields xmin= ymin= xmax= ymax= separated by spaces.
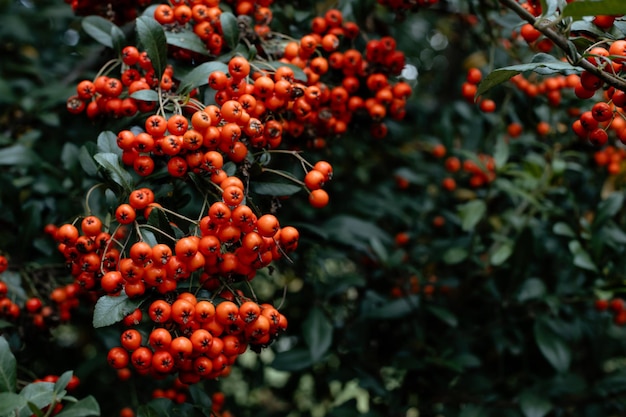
xmin=499 ymin=0 xmax=626 ymax=91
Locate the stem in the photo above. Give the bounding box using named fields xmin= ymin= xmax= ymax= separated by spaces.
xmin=262 ymin=167 xmax=307 ymax=188
xmin=138 ymin=224 xmax=178 ymax=243
xmin=499 ymin=0 xmax=626 ymax=91
xmin=84 ymin=183 xmax=107 ymax=215
xmin=151 ymin=205 xmax=199 ymax=225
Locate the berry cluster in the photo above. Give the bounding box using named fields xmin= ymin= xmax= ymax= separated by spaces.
xmin=438 ymin=151 xmax=496 ymax=191
xmin=593 ymin=145 xmax=626 ymax=175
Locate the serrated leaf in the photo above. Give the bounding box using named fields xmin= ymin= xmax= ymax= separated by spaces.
xmin=136 ymin=16 xmax=167 ymax=80
xmin=55 ymin=395 xmax=100 ymax=417
xmin=0 ymin=336 xmax=16 ymax=392
xmin=563 ymin=0 xmax=626 ymax=20
xmin=219 ymin=12 xmax=239 ymax=49
xmin=303 ymin=307 xmax=333 ymax=362
xmin=81 ymin=16 xmax=116 ymax=48
xmin=93 ymin=153 xmax=133 ymax=192
xmin=519 ymin=390 xmax=552 ymax=417
xmin=534 ymin=317 xmax=571 ymax=373
xmin=92 ymin=294 xmax=143 ymax=328
xmin=165 ymin=29 xmax=209 ymax=56
xmin=458 ymin=200 xmax=486 ymax=232
xmin=130 ymin=89 xmax=159 ymax=102
xmin=251 ymin=182 xmax=302 ymax=196
xmin=178 ymin=61 xmax=229 ymax=93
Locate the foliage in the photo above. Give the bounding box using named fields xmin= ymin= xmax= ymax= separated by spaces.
xmin=5 ymin=0 xmax=626 ymax=417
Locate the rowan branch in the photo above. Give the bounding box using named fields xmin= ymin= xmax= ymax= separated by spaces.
xmin=499 ymin=0 xmax=626 ymax=92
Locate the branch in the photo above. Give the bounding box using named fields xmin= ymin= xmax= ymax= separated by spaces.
xmin=499 ymin=0 xmax=626 ymax=92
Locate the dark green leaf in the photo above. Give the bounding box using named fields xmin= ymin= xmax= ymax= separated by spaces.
xmin=0 ymin=144 xmax=40 ymax=166
xmin=0 ymin=392 xmax=26 ymax=416
xmin=365 ymin=295 xmax=419 ymax=319
xmin=219 ymin=12 xmax=239 ymax=49
xmin=165 ymin=29 xmax=209 ymax=56
xmin=136 ymin=16 xmax=168 ymax=79
xmin=458 ymin=200 xmax=486 ymax=232
xmin=130 ymin=89 xmax=159 ymax=102
xmin=477 ymin=55 xmax=578 ymax=96
xmin=442 ymin=247 xmax=468 ymax=264
xmin=303 ymin=307 xmax=333 ymax=362
xmin=553 ymin=222 xmax=576 ymax=237
xmin=55 ymin=395 xmax=100 ymax=417
xmin=594 ymin=191 xmax=624 ymax=228
xmin=19 ymin=382 xmax=55 ymax=409
xmin=97 ymin=131 xmax=121 ymax=155
xmin=54 ymin=371 xmax=72 ymax=395
xmin=0 ymin=336 xmax=16 ymax=392
xmin=490 ymin=240 xmax=513 ymax=266
xmin=81 ymin=16 xmax=116 ymax=48
xmin=534 ymin=317 xmax=571 ymax=373
xmin=568 ymin=240 xmax=597 ymax=272
xmin=92 ymin=294 xmax=143 ymax=328
xmin=78 ymin=145 xmax=99 ymax=177
xmin=518 ymin=278 xmax=547 ymax=302
xmin=251 ymin=182 xmax=302 ymax=196
xmin=178 ymin=61 xmax=229 ymax=94
xmin=494 ymin=135 xmax=509 ymax=169
xmin=323 ymin=215 xmax=392 ymax=252
xmin=563 ymin=0 xmax=626 ymax=20
xmin=271 ymin=349 xmax=313 ymax=371
xmin=519 ymin=390 xmax=552 ymax=417
xmin=188 ymin=384 xmax=212 ymax=416
xmin=426 ymin=305 xmax=458 ymax=327
xmin=110 ymin=25 xmax=126 ymax=55
xmin=93 ymin=153 xmax=133 ymax=192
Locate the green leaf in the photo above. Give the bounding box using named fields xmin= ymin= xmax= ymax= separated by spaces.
xmin=219 ymin=12 xmax=239 ymax=49
xmin=365 ymin=295 xmax=419 ymax=319
xmin=136 ymin=16 xmax=168 ymax=79
xmin=323 ymin=215 xmax=392 ymax=252
xmin=519 ymin=390 xmax=552 ymax=417
xmin=458 ymin=405 xmax=485 ymax=417
xmin=458 ymin=200 xmax=486 ymax=232
xmin=0 ymin=335 xmax=16 ymax=392
xmin=477 ymin=54 xmax=578 ymax=96
xmin=553 ymin=222 xmax=576 ymax=237
xmin=251 ymin=182 xmax=302 ymax=196
xmin=97 ymin=131 xmax=121 ymax=155
xmin=55 ymin=396 xmax=100 ymax=417
xmin=0 ymin=392 xmax=26 ymax=416
xmin=81 ymin=16 xmax=116 ymax=48
xmin=178 ymin=61 xmax=229 ymax=94
xmin=92 ymin=293 xmax=143 ymax=328
xmin=568 ymin=240 xmax=598 ymax=272
xmin=19 ymin=382 xmax=55 ymax=410
xmin=78 ymin=145 xmax=99 ymax=177
xmin=594 ymin=191 xmax=624 ymax=228
xmin=442 ymin=247 xmax=468 ymax=264
xmin=130 ymin=89 xmax=159 ymax=102
xmin=271 ymin=348 xmax=313 ymax=371
xmin=534 ymin=317 xmax=571 ymax=373
xmin=302 ymin=307 xmax=333 ymax=362
xmin=518 ymin=278 xmax=547 ymax=302
xmin=563 ymin=0 xmax=626 ymax=20
xmin=0 ymin=144 xmax=40 ymax=166
xmin=54 ymin=371 xmax=72 ymax=395
xmin=494 ymin=135 xmax=509 ymax=169
xmin=490 ymin=240 xmax=513 ymax=266
xmin=110 ymin=25 xmax=126 ymax=55
xmin=165 ymin=29 xmax=209 ymax=56
xmin=93 ymin=153 xmax=133 ymax=192
xmin=426 ymin=305 xmax=458 ymax=327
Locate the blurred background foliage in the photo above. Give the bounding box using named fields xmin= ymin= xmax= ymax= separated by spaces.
xmin=4 ymin=0 xmax=626 ymax=417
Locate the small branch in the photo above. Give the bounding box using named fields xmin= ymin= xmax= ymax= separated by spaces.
xmin=499 ymin=0 xmax=626 ymax=91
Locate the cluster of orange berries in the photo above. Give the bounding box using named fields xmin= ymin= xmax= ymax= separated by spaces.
xmin=593 ymin=145 xmax=626 ymax=175
xmin=460 ymin=68 xmax=497 ymax=113
xmin=108 ymin=292 xmax=286 ymax=384
xmin=431 ymin=144 xmax=496 ymax=190
xmin=68 ymin=45 xmax=161 ymax=119
xmin=273 ymin=9 xmax=412 ymax=141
